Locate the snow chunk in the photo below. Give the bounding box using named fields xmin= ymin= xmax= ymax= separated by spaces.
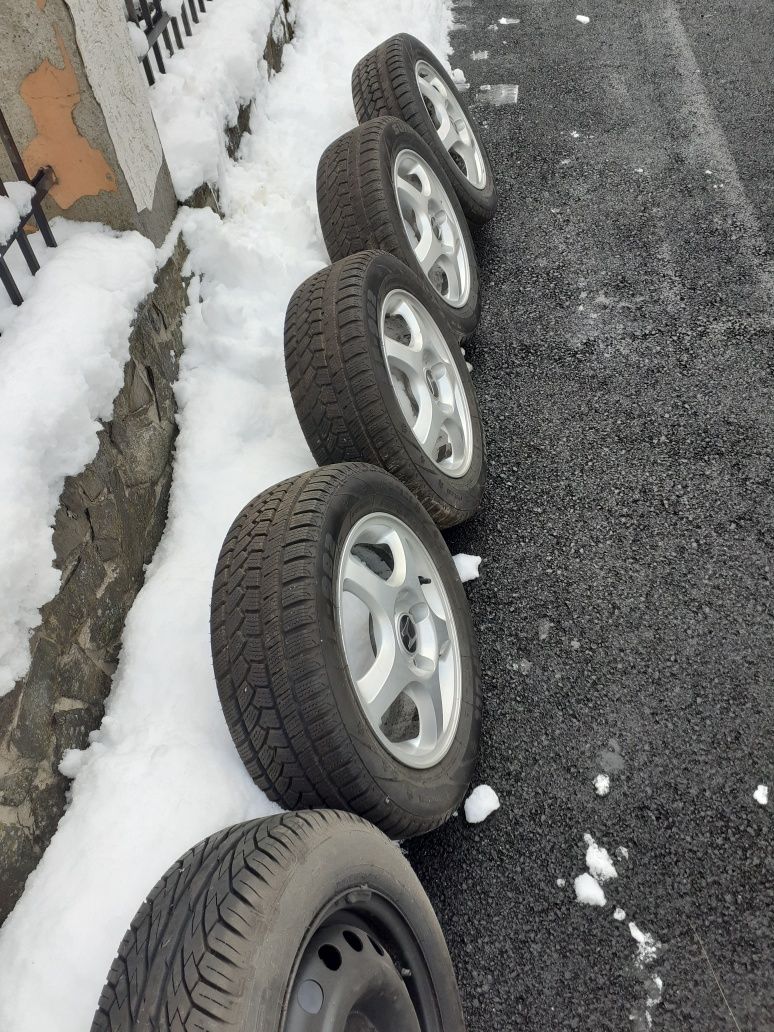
xmin=594 ymin=773 xmax=610 ymax=796
xmin=471 ymin=50 xmax=489 ymax=60
xmin=754 ymin=784 xmax=768 ymax=805
xmin=574 ymin=873 xmax=606 ymax=906
xmin=616 ymin=845 xmax=629 ymax=861
xmin=498 ymin=16 xmax=520 ymax=25
xmin=127 ymin=22 xmax=149 ymax=58
xmin=557 ymin=877 xmax=566 ymax=887
xmin=576 ymin=14 xmax=590 ymax=24
xmin=584 ymin=833 xmax=617 ymax=882
xmin=614 ymin=907 xmax=627 ymax=921
xmin=0 ymin=221 xmax=156 ymax=695
xmin=453 ymin=553 xmax=481 ymax=583
xmin=0 ymin=182 xmax=35 ymax=245
xmin=629 ymin=922 xmax=660 ymax=965
xmin=452 ymin=67 xmax=466 ymax=83
xmin=464 ymin=784 xmax=500 ymax=823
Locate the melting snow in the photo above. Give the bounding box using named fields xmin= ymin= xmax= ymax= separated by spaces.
xmin=584 ymin=833 xmax=617 ymax=882
xmin=594 ymin=773 xmax=611 ymax=796
xmin=574 ymin=873 xmax=606 ymax=906
xmin=754 ymin=784 xmax=769 ymax=805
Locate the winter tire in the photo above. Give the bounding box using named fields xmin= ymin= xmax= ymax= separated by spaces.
xmin=91 ymin=810 xmax=465 ymax=1032
xmin=284 ymin=251 xmax=485 ymax=528
xmin=211 ymin=463 xmax=481 ymax=839
xmin=316 ymin=116 xmax=480 ymax=339
xmin=352 ymin=33 xmax=497 ymax=225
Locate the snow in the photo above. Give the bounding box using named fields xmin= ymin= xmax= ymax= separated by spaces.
xmin=629 ymin=921 xmax=661 ymax=965
xmin=453 ymin=553 xmax=481 ymax=582
xmin=574 ymin=872 xmax=606 ymax=906
xmin=614 ymin=906 xmax=627 ymax=921
xmin=0 ymin=182 xmax=35 ymax=245
xmin=0 ymin=1 xmax=454 ymax=1028
xmin=464 ymin=784 xmax=500 ymax=823
xmin=557 ymin=877 xmax=566 ymax=887
xmin=471 ymin=50 xmax=489 ymax=60
xmin=0 ymin=221 xmax=156 ymax=696
xmin=584 ymin=833 xmax=618 ymax=882
xmin=498 ymin=16 xmax=520 ymax=25
xmin=148 ymin=0 xmax=281 ymax=199
xmin=126 ymin=21 xmax=148 ymax=58
xmin=576 ymin=14 xmax=590 ymax=24
xmin=754 ymin=784 xmax=768 ymax=805
xmin=594 ymin=772 xmax=610 ymax=796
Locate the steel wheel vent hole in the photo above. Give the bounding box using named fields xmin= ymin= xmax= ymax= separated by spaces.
xmin=368 ymin=935 xmax=386 ymax=956
xmin=381 ymin=693 xmax=420 ymax=745
xmin=318 ymin=944 xmax=342 ymax=971
xmin=343 ymin=930 xmax=364 ymax=952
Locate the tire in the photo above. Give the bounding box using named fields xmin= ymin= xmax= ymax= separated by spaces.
xmin=91 ymin=810 xmax=465 ymax=1032
xmin=210 ymin=463 xmax=481 ymax=839
xmin=316 ymin=116 xmax=480 ymax=339
xmin=352 ymin=33 xmax=497 ymax=226
xmin=284 ymin=251 xmax=485 ymax=528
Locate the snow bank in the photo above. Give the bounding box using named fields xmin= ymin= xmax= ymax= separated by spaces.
xmin=574 ymin=872 xmax=606 ymax=906
xmin=453 ymin=552 xmax=481 ymax=582
xmin=0 ymin=221 xmax=156 ymax=696
xmin=0 ymin=1 xmax=453 ymax=1028
xmin=464 ymin=784 xmax=500 ymax=823
xmin=148 ymin=0 xmax=280 ymax=199
xmin=0 ymin=182 xmax=34 ymax=245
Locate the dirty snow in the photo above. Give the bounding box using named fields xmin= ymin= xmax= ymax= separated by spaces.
xmin=0 ymin=1 xmax=454 ymax=1028
xmin=594 ymin=772 xmax=611 ymax=796
xmin=574 ymin=872 xmax=606 ymax=906
xmin=584 ymin=833 xmax=618 ymax=882
xmin=464 ymin=784 xmax=501 ymax=822
xmin=0 ymin=222 xmax=156 ymax=697
xmin=0 ymin=182 xmax=35 ymax=246
xmin=754 ymin=784 xmax=768 ymax=805
xmin=453 ymin=553 xmax=482 ymax=582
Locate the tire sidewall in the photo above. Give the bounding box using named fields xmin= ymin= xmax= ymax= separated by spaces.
xmin=376 ymin=119 xmax=481 ymax=339
xmin=317 ymin=467 xmax=481 ymax=822
xmin=357 ymin=252 xmax=486 ymax=521
xmin=396 ymin=35 xmax=497 ymax=221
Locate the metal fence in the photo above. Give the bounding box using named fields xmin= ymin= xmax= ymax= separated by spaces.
xmin=0 ymin=108 xmax=56 ymax=308
xmin=125 ymin=0 xmax=216 ymax=85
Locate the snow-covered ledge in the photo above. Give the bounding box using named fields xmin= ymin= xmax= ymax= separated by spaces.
xmin=0 ymin=0 xmax=295 ymax=924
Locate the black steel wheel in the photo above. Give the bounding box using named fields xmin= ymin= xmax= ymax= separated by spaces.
xmin=91 ymin=811 xmax=465 ymax=1032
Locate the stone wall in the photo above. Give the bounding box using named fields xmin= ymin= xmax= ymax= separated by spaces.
xmin=0 ymin=0 xmax=295 ymax=924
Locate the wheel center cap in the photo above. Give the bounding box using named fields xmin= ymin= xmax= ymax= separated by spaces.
xmin=398 ymin=613 xmax=418 ymax=654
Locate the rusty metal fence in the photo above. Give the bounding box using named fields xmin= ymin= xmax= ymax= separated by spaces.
xmin=0 ymin=107 xmax=56 ymax=307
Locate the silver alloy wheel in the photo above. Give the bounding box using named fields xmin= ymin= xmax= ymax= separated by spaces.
xmin=336 ymin=512 xmax=462 ymax=769
xmin=393 ymin=148 xmax=471 ymax=308
xmin=380 ymin=288 xmax=474 ymax=477
xmin=415 ymin=59 xmax=487 ymax=190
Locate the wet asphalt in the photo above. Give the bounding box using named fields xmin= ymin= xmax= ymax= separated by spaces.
xmin=407 ymin=1 xmax=774 ymax=1029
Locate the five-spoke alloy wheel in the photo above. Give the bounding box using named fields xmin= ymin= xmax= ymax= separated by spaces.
xmin=352 ymin=33 xmax=497 ymax=225
xmin=316 ymin=117 xmax=480 ymax=338
xmin=210 ymin=464 xmax=481 ymax=839
xmin=284 ymin=251 xmax=485 ymax=527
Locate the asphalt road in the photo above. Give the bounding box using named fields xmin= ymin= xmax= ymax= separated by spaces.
xmin=407 ymin=2 xmax=774 ymax=1029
